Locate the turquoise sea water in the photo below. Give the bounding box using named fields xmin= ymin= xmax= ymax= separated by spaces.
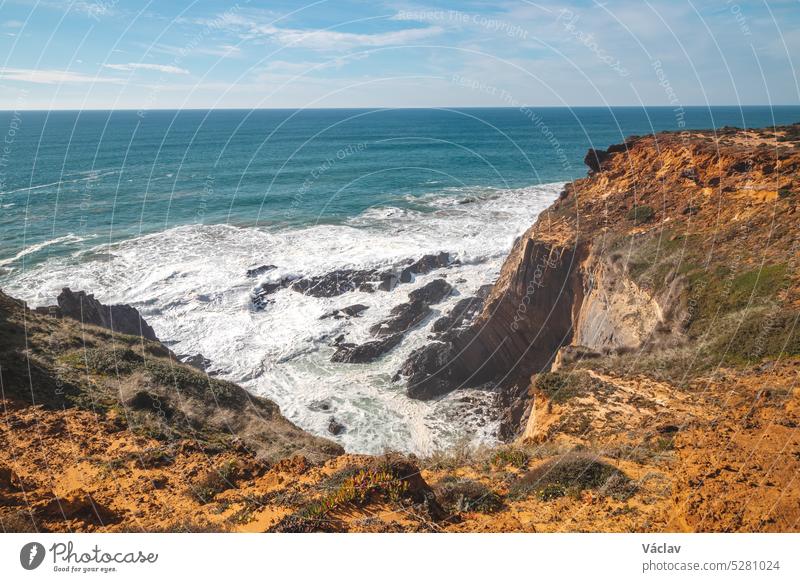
xmin=1 ymin=106 xmax=798 ymax=453
xmin=2 ymin=106 xmax=798 ymax=269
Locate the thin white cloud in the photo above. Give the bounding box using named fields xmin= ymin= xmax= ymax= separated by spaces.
xmin=260 ymin=25 xmax=443 ymax=50
xmin=3 ymin=20 xmax=24 ymax=28
xmin=199 ymin=11 xmax=442 ymax=51
xmin=0 ymin=67 xmax=120 ymax=84
xmin=103 ymin=63 xmax=190 ymax=75
xmin=145 ymin=42 xmax=242 ymax=58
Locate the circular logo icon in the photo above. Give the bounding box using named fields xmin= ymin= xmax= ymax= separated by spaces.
xmin=20 ymin=542 xmax=46 ymax=570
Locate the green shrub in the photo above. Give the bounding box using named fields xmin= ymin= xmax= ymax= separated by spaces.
xmin=686 ymin=263 xmax=788 ymax=329
xmin=434 ymin=477 xmax=503 ymax=513
xmin=82 ymin=347 xmax=143 ymax=375
xmin=509 ymin=453 xmax=635 ymax=501
xmin=626 ymin=205 xmax=655 ymax=224
xmin=491 ymin=447 xmax=530 ymax=469
xmin=533 ymin=370 xmax=613 ymax=404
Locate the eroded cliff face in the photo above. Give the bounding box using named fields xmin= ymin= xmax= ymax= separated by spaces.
xmin=399 ymin=123 xmax=800 ymax=426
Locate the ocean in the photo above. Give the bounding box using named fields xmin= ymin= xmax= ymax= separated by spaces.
xmin=1 ymin=106 xmax=798 ymax=453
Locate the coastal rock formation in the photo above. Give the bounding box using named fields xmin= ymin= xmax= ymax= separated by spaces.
xmin=251 ymin=253 xmax=454 ymax=308
xmin=332 ymin=279 xmax=453 ymax=364
xmin=398 ymin=124 xmax=800 ymax=417
xmin=55 ymin=288 xmax=159 ymax=341
xmin=0 ymin=289 xmax=342 ymax=464
xmin=400 ymin=252 xmax=452 ymax=282
xmin=320 ymin=304 xmax=369 ymax=320
xmin=246 ymin=264 xmax=277 ymax=278
xmin=178 ymin=353 xmax=214 ymax=372
xmin=398 ymin=243 xmax=582 ymax=400
xmin=331 ymin=334 xmax=404 ymax=363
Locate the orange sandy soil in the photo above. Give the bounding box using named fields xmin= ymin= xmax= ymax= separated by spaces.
xmin=2 ymin=358 xmax=797 ymax=532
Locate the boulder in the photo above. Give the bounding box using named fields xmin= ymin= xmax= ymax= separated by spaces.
xmin=328 ymin=417 xmax=346 ymax=435
xmin=408 ymin=278 xmax=453 ymax=304
xmin=331 ymin=334 xmax=403 ymax=363
xmin=320 ymin=304 xmax=369 ymax=320
xmin=397 ymin=341 xmax=461 ymax=400
xmin=400 ymin=252 xmax=451 ymax=282
xmin=179 ymin=353 xmax=212 ymax=371
xmin=246 ymin=265 xmax=277 ymax=278
xmin=584 ymin=148 xmax=610 ymax=173
xmin=430 ymin=296 xmax=484 ymax=334
xmin=369 ymin=300 xmax=431 ymax=336
xmin=291 ymin=269 xmax=378 ymax=297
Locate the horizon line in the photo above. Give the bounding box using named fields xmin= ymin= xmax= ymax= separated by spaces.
xmin=1 ymin=104 xmax=799 ymax=113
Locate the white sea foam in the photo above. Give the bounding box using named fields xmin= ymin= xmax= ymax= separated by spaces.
xmin=0 ymin=233 xmax=93 ymax=268
xmin=0 ymin=170 xmax=118 ymax=197
xmin=3 ymin=182 xmax=562 ymax=454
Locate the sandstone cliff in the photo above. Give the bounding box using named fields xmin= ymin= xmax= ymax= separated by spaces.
xmin=400 ymin=124 xmax=799 ymax=408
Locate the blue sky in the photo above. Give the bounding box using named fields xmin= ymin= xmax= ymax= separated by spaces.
xmin=0 ymin=0 xmax=798 ymax=109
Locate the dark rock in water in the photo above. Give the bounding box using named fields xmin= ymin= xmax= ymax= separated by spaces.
xmin=290 ymin=269 xmax=382 ymax=297
xmin=328 ymin=417 xmax=346 ymax=435
xmin=344 ymin=278 xmax=454 ymax=357
xmin=341 ymin=304 xmax=369 ymax=317
xmin=476 ymin=284 xmax=494 ymax=299
xmin=369 ymin=300 xmax=431 ymax=336
xmin=246 ymin=264 xmax=277 ymax=278
xmin=329 ymin=280 xmax=454 ymax=361
xmin=400 ymin=252 xmax=451 ymax=283
xmin=179 ymin=353 xmax=212 ymax=371
xmin=251 ymin=255 xmax=454 ymax=308
xmin=398 ymin=341 xmax=461 ymax=400
xmin=57 ymin=288 xmax=159 ymax=341
xmin=408 ymin=278 xmax=453 ymax=304
xmin=378 ymin=272 xmax=399 ymax=291
xmin=430 ymin=296 xmax=484 ymax=334
xmin=252 ymin=276 xmax=298 ymax=309
xmin=308 ymin=400 xmax=334 ymax=412
xmin=331 ymin=334 xmax=403 ymax=363
xmin=320 ymin=304 xmax=369 ymax=320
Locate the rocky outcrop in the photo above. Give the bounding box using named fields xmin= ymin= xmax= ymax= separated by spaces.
xmin=0 ymin=289 xmax=343 ymax=464
xmin=331 ymin=279 xmax=454 ymax=364
xmin=252 ymin=253 xmax=455 ymax=308
xmin=246 ymin=264 xmax=277 ymax=278
xmin=430 ymin=285 xmax=491 ymax=334
xmin=399 ymin=124 xmax=800 ymax=417
xmin=400 ymin=252 xmax=452 ymax=282
xmin=371 ymin=279 xmax=453 ymax=336
xmin=398 ymin=242 xmax=583 ymax=400
xmin=320 ymin=304 xmax=369 ymax=320
xmin=178 ymin=353 xmax=213 ymax=372
xmin=331 ymin=334 xmax=404 ymax=363
xmin=55 ymin=288 xmax=159 ymax=341
xmin=327 ymin=417 xmax=346 ymax=435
